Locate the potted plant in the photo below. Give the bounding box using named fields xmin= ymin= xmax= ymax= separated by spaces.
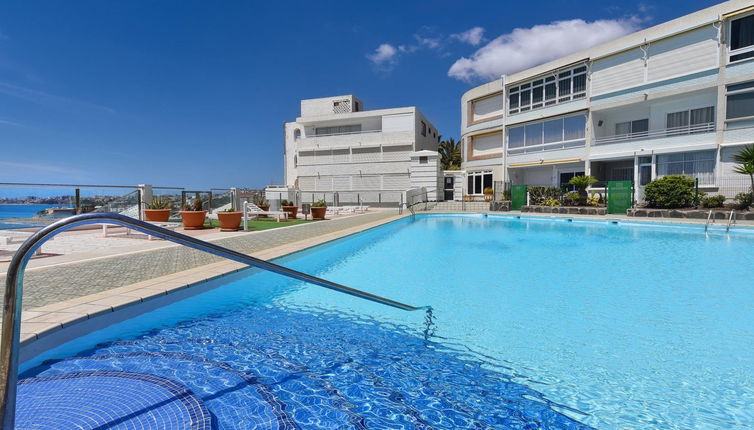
xmin=253 ymin=195 xmax=269 ymax=218
xmin=144 ymin=197 xmax=172 ymax=222
xmin=483 ymin=187 xmax=494 ymax=202
xmin=180 ymin=198 xmax=207 ymax=230
xmin=311 ymin=199 xmax=327 ymax=220
xmin=281 ymin=199 xmax=298 ymax=218
xmin=217 ymin=207 xmax=243 ymax=231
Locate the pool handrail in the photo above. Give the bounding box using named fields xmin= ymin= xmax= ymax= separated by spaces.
xmin=0 ymin=212 xmax=429 ymax=428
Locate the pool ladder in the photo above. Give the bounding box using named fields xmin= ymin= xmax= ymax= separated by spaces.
xmin=704 ymin=210 xmax=737 ymax=232
xmin=0 ymin=213 xmax=431 ymax=429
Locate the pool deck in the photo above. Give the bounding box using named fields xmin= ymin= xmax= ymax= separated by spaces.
xmin=5 ymin=209 xmax=754 ymax=350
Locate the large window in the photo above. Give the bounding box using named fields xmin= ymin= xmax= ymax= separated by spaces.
xmin=729 ymin=14 xmax=754 ymax=62
xmin=315 ymin=124 xmax=362 ymax=135
xmin=615 ymin=119 xmax=649 ymax=137
xmin=656 ymin=150 xmax=716 ymax=185
xmin=508 ymin=65 xmax=587 ymax=115
xmin=727 ymin=81 xmax=754 ymax=120
xmin=666 ymin=107 xmax=714 ymax=132
xmin=467 ymin=171 xmax=493 ymax=195
xmin=507 ymin=113 xmax=586 ymax=155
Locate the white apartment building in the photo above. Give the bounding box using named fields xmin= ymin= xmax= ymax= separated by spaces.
xmin=461 ymin=0 xmax=754 ymax=202
xmin=283 ymin=95 xmax=440 ymax=205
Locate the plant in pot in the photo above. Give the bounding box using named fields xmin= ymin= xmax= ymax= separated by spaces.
xmin=144 ymin=197 xmax=173 ymax=222
xmin=253 ymin=195 xmax=269 ymax=218
xmin=311 ymin=199 xmax=327 ymax=220
xmin=180 ymin=198 xmax=207 ymax=230
xmin=217 ymin=207 xmax=242 ymax=231
xmin=483 ymin=187 xmax=494 ymax=202
xmin=281 ymin=199 xmax=298 ymax=219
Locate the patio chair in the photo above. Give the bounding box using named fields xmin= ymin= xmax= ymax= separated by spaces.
xmin=243 ymin=202 xmax=288 ymax=230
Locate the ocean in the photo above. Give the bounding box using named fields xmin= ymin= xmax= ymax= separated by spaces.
xmin=0 ymin=204 xmax=57 ymax=230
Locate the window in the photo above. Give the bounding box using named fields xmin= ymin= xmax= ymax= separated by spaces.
xmin=293 ymin=129 xmax=302 ymax=140
xmin=559 ymin=171 xmax=585 ymax=190
xmin=730 ymin=14 xmax=754 ymax=62
xmin=421 ymin=121 xmax=427 ymax=136
xmin=467 ymin=171 xmax=493 ymax=195
xmin=507 ymin=113 xmax=586 ymax=155
xmin=508 ymin=65 xmax=587 ymax=115
xmin=419 ymin=156 xmax=428 ymax=164
xmin=615 ymin=119 xmax=648 ymax=137
xmin=667 ymin=106 xmax=714 ymax=132
xmin=315 ymin=124 xmax=361 ymax=135
xmin=656 ymin=150 xmax=716 ymax=185
xmin=727 ymin=81 xmax=754 ymax=120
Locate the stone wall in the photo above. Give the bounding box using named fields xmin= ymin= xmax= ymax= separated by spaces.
xmin=521 ymin=206 xmax=607 ymax=215
xmin=627 ymin=208 xmax=754 ymax=220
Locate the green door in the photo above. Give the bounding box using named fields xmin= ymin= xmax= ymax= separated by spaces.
xmin=511 ymin=185 xmax=527 ymax=210
xmin=607 ymin=180 xmax=633 ymax=214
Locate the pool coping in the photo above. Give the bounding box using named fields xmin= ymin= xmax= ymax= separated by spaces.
xmin=18 ymin=209 xmax=754 ymax=359
xmin=18 ymin=212 xmax=409 ymax=358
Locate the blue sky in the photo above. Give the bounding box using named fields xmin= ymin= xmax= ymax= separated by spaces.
xmin=0 ymin=0 xmax=717 ymax=194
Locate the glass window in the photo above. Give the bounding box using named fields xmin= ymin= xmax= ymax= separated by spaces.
xmin=727 ymin=91 xmax=754 ymax=119
xmin=731 ymin=15 xmax=754 ymax=51
xmin=631 ymin=119 xmax=649 ymax=135
xmin=615 ymin=121 xmax=631 ymax=135
xmin=690 ymin=107 xmax=714 ymax=125
xmin=532 ymin=86 xmax=543 ymax=105
xmin=421 ymin=121 xmax=427 ymax=136
xmin=315 ymin=124 xmax=362 ymax=135
xmin=666 ymin=111 xmax=689 ymax=128
xmin=520 ymin=89 xmax=531 ymax=108
xmin=468 ymin=171 xmax=493 ymax=194
xmin=525 ymin=123 xmax=543 ymax=146
xmin=543 ymin=119 xmax=563 ymax=143
xmin=572 ymin=73 xmax=586 ymax=94
xmin=545 ymin=82 xmax=557 ymax=102
xmin=508 ymin=126 xmax=525 ymax=148
xmin=563 ymin=115 xmax=586 ymax=140
xmin=509 ymin=92 xmax=519 ymax=110
xmin=656 ymin=150 xmax=715 ymax=185
xmin=559 ymin=78 xmax=571 ymax=97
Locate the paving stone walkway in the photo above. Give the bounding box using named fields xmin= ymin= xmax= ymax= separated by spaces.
xmin=0 ymin=211 xmax=396 ymax=310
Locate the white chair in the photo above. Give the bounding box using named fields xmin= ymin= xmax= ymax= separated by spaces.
xmin=243 ymin=202 xmax=288 ymax=230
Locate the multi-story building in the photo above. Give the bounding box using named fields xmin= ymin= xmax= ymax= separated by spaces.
xmin=461 ymin=0 xmax=754 ymax=202
xmin=283 ymin=95 xmax=440 ymax=206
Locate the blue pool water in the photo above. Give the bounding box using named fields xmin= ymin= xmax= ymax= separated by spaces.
xmin=19 ymin=214 xmax=754 ymax=429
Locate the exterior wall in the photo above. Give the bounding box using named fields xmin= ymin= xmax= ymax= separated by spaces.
xmin=409 ymin=151 xmax=441 ymax=201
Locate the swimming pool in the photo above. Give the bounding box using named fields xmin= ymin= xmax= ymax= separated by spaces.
xmin=18 ymin=214 xmax=754 ymax=429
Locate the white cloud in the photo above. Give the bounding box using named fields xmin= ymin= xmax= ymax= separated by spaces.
xmin=414 ymin=34 xmax=442 ymax=50
xmin=366 ymin=43 xmax=398 ymax=66
xmin=448 ymin=18 xmax=641 ymax=81
xmin=451 ymin=27 xmax=486 ymax=46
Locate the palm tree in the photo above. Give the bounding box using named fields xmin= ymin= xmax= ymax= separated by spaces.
xmin=732 ymin=144 xmax=754 ymax=193
xmin=568 ymin=175 xmax=598 ymax=205
xmin=438 ymin=138 xmax=461 ymax=170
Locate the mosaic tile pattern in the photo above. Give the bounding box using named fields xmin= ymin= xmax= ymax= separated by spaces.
xmin=0 ymin=211 xmax=395 ymax=310
xmin=17 ymin=370 xmax=212 ymax=429
xmin=22 ymin=304 xmax=593 ymax=429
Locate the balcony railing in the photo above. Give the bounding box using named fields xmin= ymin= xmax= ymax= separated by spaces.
xmin=296 ymin=130 xmax=414 ymax=149
xmin=593 ymin=122 xmax=715 ymax=145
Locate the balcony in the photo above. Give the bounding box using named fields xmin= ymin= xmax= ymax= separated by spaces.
xmin=593 ymin=122 xmax=715 ymax=145
xmin=296 ymin=130 xmax=414 ymax=149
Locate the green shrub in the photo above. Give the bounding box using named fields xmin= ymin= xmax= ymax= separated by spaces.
xmin=483 ymin=187 xmax=493 ymax=195
xmin=734 ymin=192 xmax=753 ymax=210
xmin=587 ymin=193 xmax=602 ymax=206
xmin=643 ymin=175 xmax=695 ymax=208
xmin=563 ymin=192 xmax=580 ymax=206
xmin=568 ymin=175 xmax=598 ymax=205
xmin=281 ymin=199 xmax=293 ymax=206
xmin=182 ymin=198 xmax=203 ymax=212
xmin=542 ymin=198 xmax=561 ymax=207
xmin=528 ymin=186 xmax=560 ymax=205
xmin=312 ymin=199 xmax=327 ymax=208
xmin=700 ymin=194 xmax=726 ymax=208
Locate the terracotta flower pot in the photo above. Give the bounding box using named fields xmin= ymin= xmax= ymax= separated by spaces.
xmin=144 ymin=209 xmax=171 ymax=222
xmin=311 ymin=206 xmax=326 ymax=220
xmin=180 ymin=210 xmax=207 ymax=230
xmin=282 ymin=205 xmax=298 ymax=219
xmin=217 ymin=211 xmax=242 ymax=231
xmin=258 ymin=204 xmax=269 ymax=218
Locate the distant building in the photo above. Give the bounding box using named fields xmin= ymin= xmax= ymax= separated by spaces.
xmin=461 ymin=0 xmax=754 ymax=202
xmin=282 ymin=95 xmax=441 ymax=205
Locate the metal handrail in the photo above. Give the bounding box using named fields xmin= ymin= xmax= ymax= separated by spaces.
xmin=705 ymin=209 xmax=714 ymax=231
xmin=593 ymin=122 xmax=716 ymax=145
xmin=727 ymin=210 xmax=737 ymax=232
xmin=0 ymin=213 xmax=428 ymax=428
